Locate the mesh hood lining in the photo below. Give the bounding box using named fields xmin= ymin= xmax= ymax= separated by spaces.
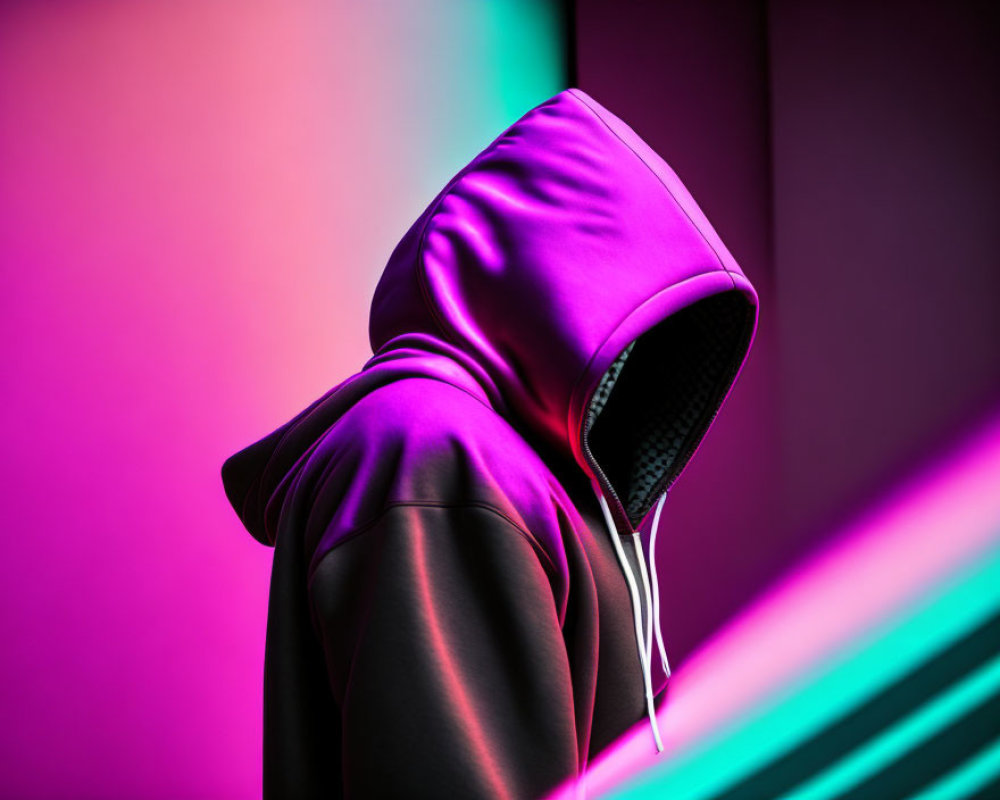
xmin=584 ymin=290 xmax=754 ymax=527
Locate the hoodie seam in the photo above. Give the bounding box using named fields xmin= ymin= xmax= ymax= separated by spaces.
xmin=308 ymin=500 xmax=561 ymax=586
xmin=566 ymin=88 xmax=732 ymax=280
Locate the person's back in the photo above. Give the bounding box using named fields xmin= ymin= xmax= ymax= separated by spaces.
xmin=221 ymin=87 xmax=759 ymax=799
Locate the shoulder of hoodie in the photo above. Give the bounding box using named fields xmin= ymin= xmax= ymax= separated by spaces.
xmin=300 ymin=375 xmax=575 ymax=581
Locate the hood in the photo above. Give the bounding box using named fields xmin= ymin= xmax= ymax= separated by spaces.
xmin=366 ymin=86 xmax=758 ymax=530
xmin=221 ymin=82 xmax=758 ymax=557
xmin=221 ymin=85 xmax=759 ymax=756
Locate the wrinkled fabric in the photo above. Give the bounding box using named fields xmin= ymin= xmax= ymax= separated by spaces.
xmin=221 ymin=87 xmax=759 ymax=799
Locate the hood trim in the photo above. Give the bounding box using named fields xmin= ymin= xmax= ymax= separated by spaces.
xmin=570 ymin=269 xmax=758 ymax=534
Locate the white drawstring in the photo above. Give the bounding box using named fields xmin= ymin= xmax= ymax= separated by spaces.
xmin=649 ymin=491 xmax=671 ymax=678
xmin=633 ymin=529 xmax=656 ymax=683
xmin=591 ymin=476 xmax=667 ymax=754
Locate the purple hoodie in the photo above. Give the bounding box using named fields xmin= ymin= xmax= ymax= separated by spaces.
xmin=221 ymin=87 xmax=759 ymax=799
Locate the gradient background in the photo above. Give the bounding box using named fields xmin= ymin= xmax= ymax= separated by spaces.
xmin=1 ymin=1 xmax=997 ymax=798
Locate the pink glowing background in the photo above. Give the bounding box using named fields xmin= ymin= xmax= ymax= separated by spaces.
xmin=0 ymin=1 xmax=563 ymax=797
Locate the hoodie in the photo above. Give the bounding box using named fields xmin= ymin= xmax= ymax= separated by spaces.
xmin=221 ymin=87 xmax=759 ymax=800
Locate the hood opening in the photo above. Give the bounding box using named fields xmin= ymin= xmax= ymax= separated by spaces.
xmin=584 ymin=289 xmax=756 ymax=529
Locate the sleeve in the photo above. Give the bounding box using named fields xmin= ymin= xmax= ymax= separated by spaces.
xmin=307 ymin=503 xmax=579 ymax=800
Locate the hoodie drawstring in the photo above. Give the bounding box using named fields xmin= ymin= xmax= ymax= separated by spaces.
xmin=590 ymin=477 xmax=669 ymax=754
xmin=649 ymin=491 xmax=671 ymax=679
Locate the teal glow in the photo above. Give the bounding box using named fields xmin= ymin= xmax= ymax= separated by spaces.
xmin=780 ymin=653 xmax=1000 ymax=800
xmin=390 ymin=0 xmax=567 ymax=204
xmin=605 ymin=540 xmax=1000 ymax=799
xmin=483 ymin=0 xmax=567 ymax=123
xmin=904 ymin=736 xmax=1000 ymax=800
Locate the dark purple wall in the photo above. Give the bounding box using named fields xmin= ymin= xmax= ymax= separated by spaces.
xmin=575 ymin=0 xmax=1000 ymax=664
xmin=769 ymin=0 xmax=1000 ymax=541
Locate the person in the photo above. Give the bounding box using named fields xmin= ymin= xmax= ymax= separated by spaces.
xmin=221 ymin=86 xmax=759 ymax=800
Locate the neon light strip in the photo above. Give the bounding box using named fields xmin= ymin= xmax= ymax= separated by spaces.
xmin=549 ymin=410 xmax=1000 ymax=800
xmin=781 ymin=651 xmax=1000 ymax=800
xmin=606 ymin=540 xmax=1000 ymax=799
xmin=904 ymin=736 xmax=1000 ymax=800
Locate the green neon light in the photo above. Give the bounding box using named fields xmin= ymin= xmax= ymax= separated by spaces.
xmin=780 ymin=653 xmax=1000 ymax=800
xmin=904 ymin=736 xmax=1000 ymax=800
xmin=606 ymin=540 xmax=1000 ymax=799
xmin=415 ymin=0 xmax=567 ymax=191
xmin=484 ymin=0 xmax=567 ymax=122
